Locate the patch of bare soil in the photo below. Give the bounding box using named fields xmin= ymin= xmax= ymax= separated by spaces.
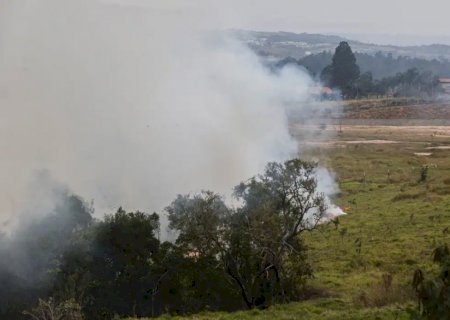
xmin=300 ymin=140 xmax=399 ymax=148
xmin=344 ymin=103 xmax=450 ymax=120
xmin=414 ymin=152 xmax=432 ymax=157
xmin=338 ymin=125 xmax=450 ymax=136
xmin=426 ymin=146 xmax=450 ymax=150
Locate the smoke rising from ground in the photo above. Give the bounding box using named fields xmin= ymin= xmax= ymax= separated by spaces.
xmin=0 ymin=0 xmax=342 ymax=234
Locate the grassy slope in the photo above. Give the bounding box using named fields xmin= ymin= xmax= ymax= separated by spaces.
xmin=132 ymin=127 xmax=450 ymax=319
xmin=130 ymin=302 xmax=410 ymax=320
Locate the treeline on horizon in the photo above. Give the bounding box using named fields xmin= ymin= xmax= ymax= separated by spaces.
xmin=274 ymin=44 xmax=447 ymax=99
xmin=0 ymin=160 xmax=329 ymax=319
xmin=296 ymin=51 xmax=450 ymax=79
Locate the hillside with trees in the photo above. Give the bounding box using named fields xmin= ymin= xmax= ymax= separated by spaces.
xmin=235 ymin=30 xmax=450 ymax=60
xmin=277 ymin=42 xmax=443 ymax=99
xmin=285 ymin=51 xmax=450 ymax=79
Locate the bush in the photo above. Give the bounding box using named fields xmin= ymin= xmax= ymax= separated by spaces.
xmin=419 ymin=166 xmax=429 ymax=183
xmin=23 ymin=298 xmax=84 ymax=320
xmin=411 ymin=245 xmax=450 ymax=319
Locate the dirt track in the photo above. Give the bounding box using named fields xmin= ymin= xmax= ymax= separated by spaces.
xmin=290 ymin=101 xmax=450 ymax=146
xmin=339 ymin=125 xmax=450 ymax=136
xmin=290 ymin=124 xmax=450 ymax=149
xmin=344 ymin=103 xmax=450 ymax=120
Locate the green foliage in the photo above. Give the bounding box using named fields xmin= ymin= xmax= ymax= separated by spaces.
xmin=354 ymin=72 xmax=375 ymax=97
xmin=19 ymin=159 xmax=324 ymax=319
xmin=372 ymin=69 xmax=441 ymax=99
xmin=297 ymin=51 xmax=333 ymax=78
xmin=53 ymin=209 xmax=161 ymax=319
xmin=9 ymin=128 xmax=450 ymax=319
xmin=419 ymin=166 xmax=429 ymax=183
xmin=23 ymin=298 xmax=84 ymax=320
xmin=281 ymin=49 xmax=443 ymax=99
xmin=149 ymin=242 xmax=241 ymax=315
xmin=412 ymin=245 xmax=450 ymax=319
xmin=321 ymin=42 xmax=360 ymax=97
xmin=167 ymin=159 xmax=326 ymax=310
xmin=295 ymin=50 xmax=450 ymax=80
xmin=0 ymin=193 xmax=93 ymax=320
xmin=130 ymin=130 xmax=450 ymax=319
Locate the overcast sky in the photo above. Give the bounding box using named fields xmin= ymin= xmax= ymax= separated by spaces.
xmin=106 ymin=0 xmax=450 ymax=45
xmin=241 ymin=0 xmax=450 ymax=45
xmin=233 ymin=1 xmax=449 ymax=35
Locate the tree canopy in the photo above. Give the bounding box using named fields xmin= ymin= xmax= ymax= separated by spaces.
xmin=0 ymin=159 xmax=329 ymax=319
xmin=167 ymin=159 xmax=326 ymax=309
xmin=321 ymin=41 xmax=360 ymax=97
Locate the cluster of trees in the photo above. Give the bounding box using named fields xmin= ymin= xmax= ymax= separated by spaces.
xmin=276 ymin=47 xmax=450 ymax=80
xmin=355 ymin=52 xmax=450 ymax=79
xmin=352 ymin=68 xmax=441 ymax=99
xmin=276 ymin=42 xmax=443 ymax=99
xmin=0 ymin=159 xmax=328 ymax=319
xmin=320 ymin=42 xmax=442 ymax=99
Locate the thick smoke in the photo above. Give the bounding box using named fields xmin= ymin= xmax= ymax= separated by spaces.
xmin=0 ymin=0 xmax=342 ymax=235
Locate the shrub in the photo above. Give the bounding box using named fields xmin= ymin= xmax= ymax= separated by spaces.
xmin=411 ymin=245 xmax=450 ymax=319
xmin=23 ymin=298 xmax=84 ymax=320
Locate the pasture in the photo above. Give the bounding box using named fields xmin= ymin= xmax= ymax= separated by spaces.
xmin=132 ymin=124 xmax=450 ymax=319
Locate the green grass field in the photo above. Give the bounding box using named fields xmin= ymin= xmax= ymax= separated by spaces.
xmin=130 ymin=125 xmax=450 ymax=319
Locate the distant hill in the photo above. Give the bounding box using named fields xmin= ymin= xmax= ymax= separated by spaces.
xmin=232 ymin=30 xmax=450 ymax=61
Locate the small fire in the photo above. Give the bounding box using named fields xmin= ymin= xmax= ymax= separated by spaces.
xmin=325 ymin=205 xmax=346 ymax=219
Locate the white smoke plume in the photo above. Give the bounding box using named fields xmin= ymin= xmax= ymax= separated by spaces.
xmin=0 ymin=0 xmax=342 ymax=234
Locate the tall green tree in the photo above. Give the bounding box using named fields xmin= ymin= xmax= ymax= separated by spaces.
xmin=93 ymin=209 xmax=160 ymax=317
xmin=321 ymin=41 xmax=360 ymax=97
xmin=53 ymin=209 xmax=161 ymax=319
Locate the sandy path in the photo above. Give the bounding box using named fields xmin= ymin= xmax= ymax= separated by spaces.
xmin=338 ymin=125 xmax=450 ymax=135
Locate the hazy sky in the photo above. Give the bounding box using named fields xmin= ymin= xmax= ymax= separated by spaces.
xmin=107 ymin=0 xmax=450 ymax=45
xmin=232 ymin=1 xmax=450 ymax=35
